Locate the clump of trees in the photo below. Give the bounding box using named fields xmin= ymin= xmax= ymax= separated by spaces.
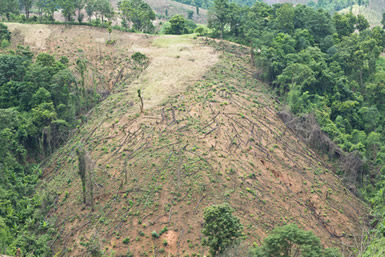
xmin=0 ymin=0 xmax=158 ymax=33
xmin=202 ymin=203 xmax=243 ymax=256
xmin=201 ymin=204 xmax=340 ymax=257
xmin=251 ymin=224 xmax=341 ymax=257
xmin=0 ymin=23 xmax=99 ymax=256
xmin=164 ymin=14 xmax=197 ymax=35
xmin=119 ymin=0 xmax=155 ymax=32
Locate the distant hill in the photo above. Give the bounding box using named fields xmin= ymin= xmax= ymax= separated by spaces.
xmin=110 ymin=0 xmax=208 ymax=24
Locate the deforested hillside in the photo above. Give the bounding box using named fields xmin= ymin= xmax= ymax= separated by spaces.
xmin=9 ymin=24 xmax=369 ymax=256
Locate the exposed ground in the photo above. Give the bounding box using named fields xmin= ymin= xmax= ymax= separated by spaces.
xmin=6 ymin=24 xmax=370 ymax=256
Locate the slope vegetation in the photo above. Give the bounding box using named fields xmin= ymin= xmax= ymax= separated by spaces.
xmin=11 ymin=24 xmax=370 ymax=256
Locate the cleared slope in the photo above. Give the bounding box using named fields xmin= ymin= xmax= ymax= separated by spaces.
xmin=28 ymin=29 xmax=370 ymax=257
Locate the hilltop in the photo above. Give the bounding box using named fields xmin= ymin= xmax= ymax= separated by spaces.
xmin=4 ymin=23 xmax=370 ymax=256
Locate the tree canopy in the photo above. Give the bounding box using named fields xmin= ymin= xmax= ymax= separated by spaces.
xmin=202 ymin=203 xmax=243 ymax=256
xmin=251 ymin=224 xmax=341 ymax=257
xmin=119 ymin=0 xmax=156 ymax=32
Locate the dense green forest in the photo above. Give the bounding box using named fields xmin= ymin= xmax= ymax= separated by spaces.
xmin=208 ymin=0 xmax=385 ymax=254
xmin=0 ymin=23 xmax=100 ymax=255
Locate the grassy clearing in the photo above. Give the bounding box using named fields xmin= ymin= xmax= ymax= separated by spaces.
xmin=152 ymin=35 xmax=196 ymax=48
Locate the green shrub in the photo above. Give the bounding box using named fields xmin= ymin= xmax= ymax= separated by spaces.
xmin=151 ymin=231 xmax=160 ymax=238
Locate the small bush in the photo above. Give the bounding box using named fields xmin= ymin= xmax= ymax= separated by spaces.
xmin=151 ymin=231 xmax=160 ymax=238
xmin=106 ymin=39 xmax=116 ymax=45
xmin=122 ymin=237 xmax=130 ymax=244
xmin=1 ymin=39 xmax=10 ymax=49
xmin=160 ymin=226 xmax=168 ymax=235
xmin=132 ymin=52 xmax=148 ymax=63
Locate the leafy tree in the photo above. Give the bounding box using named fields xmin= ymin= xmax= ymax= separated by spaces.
xmin=95 ymin=0 xmax=114 ymax=23
xmin=59 ymin=0 xmax=76 ymax=21
xmin=251 ymin=224 xmax=341 ymax=257
xmin=333 ymin=12 xmax=357 ymax=38
xmin=74 ymin=0 xmax=85 ymax=23
xmin=85 ymin=0 xmax=96 ymax=21
xmin=208 ymin=0 xmax=229 ymax=39
xmin=35 ymin=0 xmax=57 ymax=20
xmin=0 ymin=23 xmax=11 ymax=42
xmin=187 ymin=10 xmax=193 ymax=20
xmin=119 ymin=0 xmax=155 ymax=32
xmin=382 ymin=12 xmax=385 ymax=29
xmin=276 ymin=3 xmax=295 ymax=34
xmin=166 ymin=15 xmax=186 ymax=35
xmin=202 ymin=203 xmax=243 ymax=256
xmin=356 ymin=14 xmax=370 ymax=32
xmin=0 ymin=0 xmax=19 ymax=19
xmin=19 ymin=0 xmax=33 ymax=20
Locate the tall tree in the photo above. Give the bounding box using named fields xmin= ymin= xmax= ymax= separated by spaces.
xmin=36 ymin=0 xmax=57 ymax=20
xmin=59 ymin=0 xmax=76 ymax=21
xmin=166 ymin=15 xmax=186 ymax=35
xmin=202 ymin=203 xmax=243 ymax=256
xmin=74 ymin=0 xmax=85 ymax=23
xmin=0 ymin=0 xmax=19 ymax=19
xmin=85 ymin=0 xmax=95 ymax=21
xmin=208 ymin=0 xmax=229 ymax=39
xmin=119 ymin=0 xmax=155 ymax=32
xmin=96 ymin=0 xmax=113 ymax=23
xmin=19 ymin=0 xmax=33 ymax=19
xmin=276 ymin=3 xmax=295 ymax=34
xmin=356 ymin=14 xmax=369 ymax=32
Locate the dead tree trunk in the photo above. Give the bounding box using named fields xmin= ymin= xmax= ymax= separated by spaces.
xmin=77 ymin=148 xmax=87 ymax=204
xmin=137 ymin=89 xmax=144 ymax=113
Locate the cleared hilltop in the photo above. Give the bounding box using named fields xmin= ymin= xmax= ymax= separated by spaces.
xmin=6 ymin=24 xmax=369 ymax=256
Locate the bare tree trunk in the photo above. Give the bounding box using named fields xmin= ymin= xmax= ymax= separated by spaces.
xmin=124 ymin=159 xmax=128 ymax=184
